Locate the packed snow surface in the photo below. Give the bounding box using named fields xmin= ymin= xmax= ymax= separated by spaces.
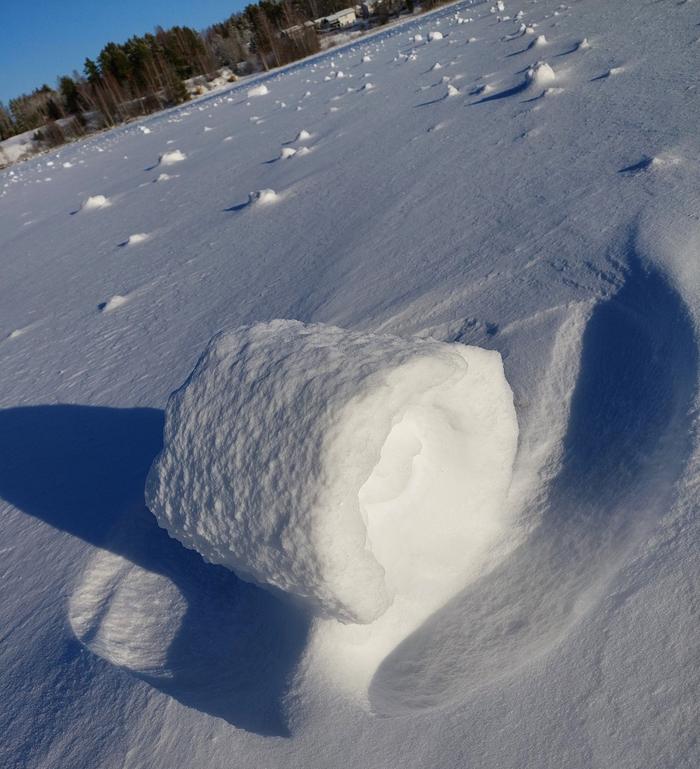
xmin=146 ymin=320 xmax=517 ymax=624
xmin=1 ymin=0 xmax=699 ymax=767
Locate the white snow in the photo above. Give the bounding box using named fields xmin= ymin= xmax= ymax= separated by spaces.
xmin=158 ymin=149 xmax=186 ymax=165
xmin=248 ymin=83 xmax=270 ymax=97
xmin=526 ymin=60 xmax=556 ymax=87
xmin=0 ymin=0 xmax=698 ymax=766
xmin=247 ymin=188 xmax=278 ymax=206
xmin=80 ymin=194 xmax=111 ymax=211
xmin=428 ymin=31 xmax=444 ymax=41
xmin=99 ymin=294 xmax=129 ymax=312
xmin=146 ymin=320 xmax=517 ymax=625
xmin=123 ymin=233 xmax=149 ymax=246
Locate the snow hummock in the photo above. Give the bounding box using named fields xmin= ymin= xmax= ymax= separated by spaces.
xmin=99 ymin=294 xmax=128 ymax=312
xmin=295 ymin=129 xmax=312 ymax=142
xmin=526 ymin=61 xmax=556 ymax=88
xmin=80 ymin=194 xmax=111 ymax=211
xmin=158 ymin=149 xmax=186 ymax=166
xmin=279 ymin=147 xmax=297 ymax=159
xmin=248 ymin=84 xmax=270 ymax=97
xmin=247 ymin=188 xmax=278 ymax=206
xmin=146 ymin=321 xmax=518 ymax=626
xmin=428 ymin=31 xmax=444 ymax=42
xmin=123 ymin=233 xmax=149 ymax=246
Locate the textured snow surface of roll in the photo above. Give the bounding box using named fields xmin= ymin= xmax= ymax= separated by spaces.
xmin=146 ymin=320 xmax=518 ymax=624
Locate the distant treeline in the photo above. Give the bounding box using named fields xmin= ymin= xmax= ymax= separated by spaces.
xmin=0 ymin=0 xmax=448 ymax=150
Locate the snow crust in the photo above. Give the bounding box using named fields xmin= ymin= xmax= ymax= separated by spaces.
xmin=146 ymin=320 xmax=518 ymax=624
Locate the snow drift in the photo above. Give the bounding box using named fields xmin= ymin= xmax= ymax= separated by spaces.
xmin=146 ymin=320 xmax=518 ymax=626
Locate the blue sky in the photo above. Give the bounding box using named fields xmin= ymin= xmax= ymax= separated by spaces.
xmin=0 ymin=0 xmax=246 ymax=104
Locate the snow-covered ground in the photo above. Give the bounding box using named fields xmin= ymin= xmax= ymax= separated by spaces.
xmin=1 ymin=1 xmax=699 ymax=767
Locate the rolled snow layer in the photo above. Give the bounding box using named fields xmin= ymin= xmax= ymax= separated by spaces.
xmin=146 ymin=321 xmax=518 ymax=624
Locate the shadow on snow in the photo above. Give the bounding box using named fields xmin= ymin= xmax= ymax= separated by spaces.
xmin=0 ymin=404 xmax=309 ymax=736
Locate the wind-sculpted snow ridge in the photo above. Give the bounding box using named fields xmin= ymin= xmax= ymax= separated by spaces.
xmin=368 ymin=242 xmax=699 ymax=715
xmin=146 ymin=320 xmax=518 ymax=627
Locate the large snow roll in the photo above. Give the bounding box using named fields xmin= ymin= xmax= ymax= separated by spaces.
xmin=146 ymin=320 xmax=518 ymax=624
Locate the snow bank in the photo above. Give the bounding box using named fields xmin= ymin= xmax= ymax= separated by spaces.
xmin=146 ymin=321 xmax=518 ymax=625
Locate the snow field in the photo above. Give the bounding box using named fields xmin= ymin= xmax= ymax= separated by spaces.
xmin=1 ymin=0 xmax=699 ymax=766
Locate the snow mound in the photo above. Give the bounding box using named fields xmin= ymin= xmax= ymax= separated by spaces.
xmin=158 ymin=150 xmax=186 ymax=166
xmin=526 ymin=61 xmax=556 ymax=88
xmin=248 ymin=84 xmax=269 ymax=97
xmin=146 ymin=321 xmax=518 ymax=625
xmin=99 ymin=294 xmax=128 ymax=312
xmin=247 ymin=189 xmax=278 ymax=206
xmin=279 ymin=147 xmax=297 ymax=159
xmin=124 ymin=233 xmax=149 ymax=246
xmin=81 ymin=194 xmax=111 ymax=211
xmin=295 ymin=129 xmax=312 ymax=142
xmin=428 ymin=31 xmax=444 ymax=42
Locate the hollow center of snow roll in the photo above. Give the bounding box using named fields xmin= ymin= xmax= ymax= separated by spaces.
xmin=145 ymin=320 xmax=518 ymax=630
xmin=322 ymin=348 xmax=518 ymax=629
